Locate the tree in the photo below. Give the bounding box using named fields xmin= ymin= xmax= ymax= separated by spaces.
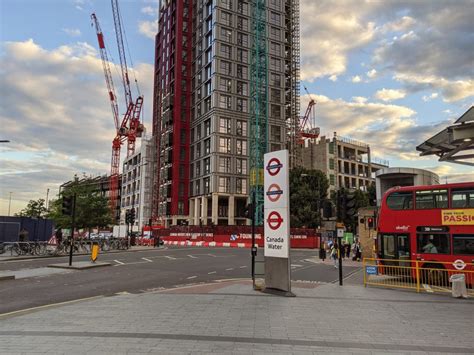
xmin=367 ymin=182 xmax=376 ymax=206
xmin=48 ymin=176 xmax=113 ymax=230
xmin=16 ymin=198 xmax=48 ymax=218
xmin=336 ymin=188 xmax=370 ymax=232
xmin=289 ymin=167 xmax=329 ymax=228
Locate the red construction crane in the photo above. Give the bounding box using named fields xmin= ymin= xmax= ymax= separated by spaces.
xmin=298 ymin=85 xmax=319 ymax=144
xmin=91 ymin=9 xmax=144 ymax=217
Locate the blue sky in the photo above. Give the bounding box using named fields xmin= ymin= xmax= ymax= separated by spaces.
xmin=0 ymin=0 xmax=473 ymax=214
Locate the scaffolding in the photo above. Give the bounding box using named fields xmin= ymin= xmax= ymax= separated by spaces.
xmin=249 ymin=0 xmax=268 ymax=225
xmin=285 ymin=0 xmax=301 ymax=168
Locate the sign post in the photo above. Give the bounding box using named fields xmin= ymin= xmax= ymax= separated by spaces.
xmin=263 ymin=150 xmax=294 ymax=296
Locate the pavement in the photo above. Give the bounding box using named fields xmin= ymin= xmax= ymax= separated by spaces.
xmin=0 ymin=278 xmax=472 ymax=354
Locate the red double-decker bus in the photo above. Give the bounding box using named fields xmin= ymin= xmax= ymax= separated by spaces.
xmin=377 ymin=182 xmax=474 ymax=283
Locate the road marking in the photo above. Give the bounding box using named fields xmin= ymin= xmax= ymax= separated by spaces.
xmin=207 ymin=254 xmax=216 ymax=257
xmin=186 ymin=276 xmax=197 ymax=280
xmin=239 ymin=266 xmax=247 ymax=269
xmin=187 ymin=255 xmax=197 ymax=259
xmin=225 ymin=268 xmax=234 ymax=271
xmin=115 ymin=291 xmax=130 ymax=295
xmin=0 ymin=295 xmax=104 ymax=319
xmin=114 ymin=260 xmax=124 ymax=265
xmin=208 ymin=271 xmax=216 ymax=274
xmin=141 ymin=257 xmax=153 ymax=262
xmin=165 ymin=256 xmax=177 ymax=260
xmin=291 ymin=264 xmax=303 ymax=268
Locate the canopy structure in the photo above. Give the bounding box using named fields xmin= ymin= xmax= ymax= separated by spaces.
xmin=417 ymin=106 xmax=474 ymax=166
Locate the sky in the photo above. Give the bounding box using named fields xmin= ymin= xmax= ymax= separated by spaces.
xmin=0 ymin=0 xmax=473 ymax=215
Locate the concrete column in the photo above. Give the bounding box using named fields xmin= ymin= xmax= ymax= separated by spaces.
xmin=201 ymin=197 xmax=208 ymax=225
xmin=194 ymin=198 xmax=200 ymax=225
xmin=189 ymin=198 xmax=195 ymax=225
xmin=212 ymin=193 xmax=219 ymax=225
xmin=228 ymin=195 xmax=235 ymax=225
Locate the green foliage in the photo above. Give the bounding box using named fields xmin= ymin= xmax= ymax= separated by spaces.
xmin=47 ymin=176 xmax=113 ymax=229
xmin=367 ymin=182 xmax=376 ymax=206
xmin=289 ymin=167 xmax=329 ymax=228
xmin=15 ymin=198 xmax=48 ymax=218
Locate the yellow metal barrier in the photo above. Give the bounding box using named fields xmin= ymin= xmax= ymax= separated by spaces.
xmin=363 ymin=258 xmax=474 ymax=297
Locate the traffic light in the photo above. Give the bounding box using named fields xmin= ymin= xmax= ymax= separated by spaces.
xmin=130 ymin=208 xmax=136 ymax=225
xmin=244 ymin=202 xmax=254 ymax=219
xmin=322 ymin=200 xmax=333 ymax=219
xmin=367 ymin=217 xmax=374 ymax=229
xmin=62 ymin=195 xmax=74 ymax=216
xmin=125 ymin=210 xmax=131 ymax=224
xmin=344 ymin=192 xmax=357 ymax=218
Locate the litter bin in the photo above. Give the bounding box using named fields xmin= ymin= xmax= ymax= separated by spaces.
xmin=449 ymin=274 xmax=468 ymax=298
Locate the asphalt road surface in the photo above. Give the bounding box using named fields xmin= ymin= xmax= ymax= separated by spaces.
xmin=0 ymin=247 xmax=361 ymax=314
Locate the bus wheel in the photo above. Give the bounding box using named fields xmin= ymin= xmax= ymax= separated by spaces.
xmin=422 ymin=264 xmax=447 ymax=287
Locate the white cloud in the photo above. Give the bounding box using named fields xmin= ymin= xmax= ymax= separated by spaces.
xmin=0 ymin=39 xmax=154 ymax=212
xmin=351 ymin=75 xmax=362 ymax=83
xmin=139 ymin=20 xmax=157 ymax=39
xmin=352 ymin=96 xmax=368 ymax=104
xmin=141 ymin=6 xmax=158 ymax=17
xmin=62 ymin=28 xmax=81 ymax=37
xmin=428 ymin=165 xmax=474 ymax=183
xmin=422 ymin=92 xmax=439 ymax=102
xmin=329 ymin=75 xmax=338 ymax=82
xmin=374 ymin=88 xmax=406 ymax=102
xmin=366 ymin=69 xmax=377 ymax=79
xmin=379 ymin=16 xmax=416 ymax=33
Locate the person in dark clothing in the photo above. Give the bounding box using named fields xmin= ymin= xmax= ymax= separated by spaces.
xmin=19 ymin=228 xmax=29 ymax=242
xmin=345 ymin=242 xmax=351 ymax=259
xmin=55 ymin=228 xmax=63 ymax=246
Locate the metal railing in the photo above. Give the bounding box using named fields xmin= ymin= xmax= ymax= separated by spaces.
xmin=363 ymin=258 xmax=473 ymax=296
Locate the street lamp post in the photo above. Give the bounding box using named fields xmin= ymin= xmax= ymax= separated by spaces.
xmin=8 ymin=192 xmax=12 ymax=216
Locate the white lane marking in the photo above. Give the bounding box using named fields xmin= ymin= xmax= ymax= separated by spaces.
xmin=207 ymin=254 xmax=216 ymax=257
xmin=115 ymin=291 xmax=130 ymax=295
xmin=142 ymin=257 xmax=153 ymax=262
xmin=165 ymin=256 xmax=177 ymax=260
xmin=291 ymin=264 xmax=303 ymax=268
xmin=225 ymin=268 xmax=234 ymax=271
xmin=186 ymin=276 xmax=197 ymax=280
xmin=187 ymin=255 xmax=197 ymax=259
xmin=239 ymin=266 xmax=247 ymax=269
xmin=208 ymin=271 xmax=217 ymax=274
xmin=114 ymin=260 xmax=124 ymax=265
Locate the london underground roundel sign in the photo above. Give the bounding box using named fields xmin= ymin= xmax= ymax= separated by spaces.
xmin=266 ymin=158 xmax=283 ymax=176
xmin=267 ymin=211 xmax=283 ymax=230
xmin=266 ymin=183 xmax=283 ymax=202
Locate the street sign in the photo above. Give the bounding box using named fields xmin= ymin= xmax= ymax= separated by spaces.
xmin=366 ymin=266 xmax=378 ymax=275
xmin=337 ymin=228 xmax=344 ymax=238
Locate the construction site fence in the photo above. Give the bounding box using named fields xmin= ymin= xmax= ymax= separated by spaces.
xmin=154 ymin=226 xmax=321 ymax=249
xmin=363 ymin=258 xmax=473 ymax=297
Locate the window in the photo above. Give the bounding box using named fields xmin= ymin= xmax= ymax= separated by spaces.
xmin=270 ymin=26 xmax=280 ymax=40
xmin=329 ymin=158 xmax=335 ymax=170
xmin=451 ymin=188 xmax=474 ymax=208
xmin=270 ymin=104 xmax=281 ymax=118
xmin=221 ymin=11 xmax=232 ymax=26
xmin=220 ymin=60 xmax=232 ymax=75
xmin=453 ymin=234 xmax=474 ymax=255
xmin=205 ymin=48 xmax=212 ymax=63
xmin=415 ymin=189 xmax=448 ymax=209
xmin=195 ymin=180 xmax=200 ymax=195
xmin=236 ymin=120 xmax=247 ymax=135
xmin=270 ymin=12 xmax=280 ymax=25
xmin=270 ymin=57 xmax=280 ymax=71
xmin=328 ymin=142 xmax=335 ymax=154
xmin=218 ymin=177 xmax=230 ymax=193
xmin=236 ymin=139 xmax=247 ymax=155
xmin=386 ymin=192 xmax=413 ymax=210
xmin=221 ymin=0 xmax=232 ymax=10
xmin=236 ymin=64 xmax=247 ymax=79
xmin=237 ymin=33 xmax=248 ymax=47
xmin=206 ymin=33 xmax=213 ymax=48
xmin=219 ymin=94 xmax=232 ymax=109
xmin=270 ymin=41 xmax=281 ymax=55
xmin=237 ymin=17 xmax=248 ymax=30
xmin=270 ymin=0 xmax=280 ymax=9
xmin=219 ymin=156 xmax=231 ymax=172
xmin=329 ymin=174 xmax=335 ymax=185
xmin=204 ymin=138 xmax=211 ymax=154
xmin=220 ymin=44 xmax=231 ymax=59
xmin=204 ymin=119 xmax=211 ymax=135
xmin=237 ymin=0 xmax=248 ymax=14
xmin=205 ymin=80 xmax=212 ymax=96
xmin=218 ymin=137 xmax=231 ymax=153
xmin=416 ymin=233 xmax=450 ymax=254
xmin=221 ymin=27 xmax=232 ymax=42
xmin=236 ymin=98 xmax=247 ymax=112
xmin=204 ymin=177 xmax=210 ymax=194
xmin=196 ymin=142 xmax=201 ymax=158
xmin=270 ymin=72 xmax=281 ymax=86
xmin=236 ymin=178 xmax=247 ymax=194
xmin=270 ymin=88 xmax=280 ymax=103
xmin=219 ymin=77 xmax=232 ymax=92
xmin=195 ymin=161 xmax=201 ymax=176
xmin=236 ymin=81 xmax=248 ymax=95
xmin=236 ymin=158 xmax=247 ymax=174
xmin=237 ymin=48 xmax=248 ymax=62
xmin=219 ymin=117 xmax=231 ymax=133
xmin=204 ymin=157 xmax=210 ymax=174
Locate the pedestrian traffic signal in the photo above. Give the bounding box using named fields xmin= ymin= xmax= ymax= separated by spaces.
xmin=367 ymin=217 xmax=375 ymax=229
xmin=244 ymin=202 xmax=254 ymax=219
xmin=62 ymin=195 xmax=74 ymax=216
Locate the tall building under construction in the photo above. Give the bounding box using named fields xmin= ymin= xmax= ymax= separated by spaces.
xmin=152 ymin=0 xmax=300 ymax=227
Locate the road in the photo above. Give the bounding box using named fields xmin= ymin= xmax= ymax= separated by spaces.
xmin=0 ymin=247 xmax=361 ymax=314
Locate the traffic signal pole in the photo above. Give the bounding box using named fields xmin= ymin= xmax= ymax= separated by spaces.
xmin=68 ymin=194 xmax=77 ymax=266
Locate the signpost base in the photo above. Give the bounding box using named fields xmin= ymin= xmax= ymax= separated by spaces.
xmin=264 ymin=256 xmax=293 ymax=296
xmin=262 ymin=287 xmax=296 ymax=297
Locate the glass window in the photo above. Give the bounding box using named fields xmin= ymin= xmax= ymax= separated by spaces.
xmin=270 ymin=26 xmax=280 ymax=40
xmin=219 ymin=117 xmax=231 ymax=134
xmin=270 ymin=11 xmax=280 ymax=25
xmin=218 ymin=177 xmax=230 ymax=193
xmin=221 ymin=11 xmax=232 ymax=26
xmin=204 ymin=138 xmax=211 ymax=155
xmin=236 ymin=81 xmax=248 ymax=95
xmin=236 ymin=139 xmax=247 ymax=155
xmin=451 ymin=188 xmax=474 ymax=208
xmin=237 ymin=33 xmax=248 ymax=47
xmin=416 ymin=234 xmax=450 ymax=254
xmin=219 ymin=94 xmax=232 ymax=109
xmin=236 ymin=98 xmax=247 ymax=112
xmin=204 ymin=119 xmax=211 ymax=135
xmin=221 ymin=0 xmax=232 ymax=10
xmin=221 ymin=27 xmax=232 ymax=42
xmin=236 ymin=64 xmax=247 ymax=79
xmin=236 ymin=120 xmax=247 ymax=136
xmin=236 ymin=158 xmax=247 ymax=174
xmin=237 ymin=17 xmax=248 ymax=31
xmin=270 ymin=72 xmax=281 ymax=86
xmin=453 ymin=234 xmax=474 ymax=255
xmin=386 ymin=192 xmax=413 ymax=210
xmin=236 ymin=178 xmax=247 ymax=194
xmin=270 ymin=88 xmax=280 ymax=103
xmin=415 ymin=189 xmax=448 ymax=209
xmin=204 ymin=177 xmax=210 ymax=194
xmin=220 ymin=60 xmax=232 ymax=75
xmin=218 ymin=137 xmax=231 ymax=153
xmin=219 ymin=77 xmax=232 ymax=92
xmin=382 ymin=234 xmax=395 ymax=259
xmin=237 ymin=48 xmax=248 ymax=62
xmin=219 ymin=156 xmax=231 ymax=172
xmin=220 ymin=44 xmax=231 ymax=59
xmin=270 ymin=57 xmax=280 ymax=71
xmin=204 ymin=157 xmax=210 ymax=174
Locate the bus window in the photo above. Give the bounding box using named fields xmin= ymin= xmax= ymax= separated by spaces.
xmin=382 ymin=234 xmax=395 ymax=258
xmin=451 ymin=188 xmax=474 ymax=208
xmin=416 ymin=233 xmax=450 ymax=254
xmin=453 ymin=234 xmax=474 ymax=255
xmin=386 ymin=192 xmax=413 ymax=210
xmin=415 ymin=189 xmax=448 ymax=209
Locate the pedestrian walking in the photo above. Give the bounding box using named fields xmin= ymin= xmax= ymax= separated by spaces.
xmin=353 ymin=240 xmax=362 ymax=261
xmin=345 ymin=242 xmax=351 ymax=259
xmin=55 ymin=228 xmax=63 ymax=246
xmin=19 ymin=227 xmax=29 ymax=242
xmin=330 ymin=244 xmax=338 ymax=268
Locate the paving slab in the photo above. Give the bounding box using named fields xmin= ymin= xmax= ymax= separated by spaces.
xmin=0 ymin=274 xmax=15 ymax=281
xmin=0 ymin=267 xmax=72 ymax=279
xmin=47 ymin=261 xmax=111 ymax=270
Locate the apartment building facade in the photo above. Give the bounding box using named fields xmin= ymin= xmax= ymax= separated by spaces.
xmin=301 ymin=133 xmax=389 ymax=194
xmin=152 ymin=0 xmax=297 ymax=227
xmin=120 ymin=137 xmax=154 ymax=232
